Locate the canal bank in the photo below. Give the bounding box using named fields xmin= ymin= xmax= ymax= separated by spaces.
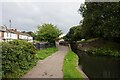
xmin=70 ymin=38 xmax=120 ymax=79
xmin=63 ymin=50 xmax=89 ymax=79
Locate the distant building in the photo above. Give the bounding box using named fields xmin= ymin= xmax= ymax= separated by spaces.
xmin=0 ymin=25 xmax=33 ymax=42
xmin=0 ymin=25 xmax=6 ymax=42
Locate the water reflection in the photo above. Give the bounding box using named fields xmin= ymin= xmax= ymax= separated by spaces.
xmin=78 ymin=53 xmax=120 ymax=78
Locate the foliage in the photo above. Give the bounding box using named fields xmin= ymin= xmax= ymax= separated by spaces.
xmin=36 ymin=23 xmax=62 ymax=44
xmin=64 ymin=25 xmax=83 ymax=42
xmin=87 ymin=48 xmax=120 ymax=57
xmin=2 ymin=40 xmax=37 ymax=78
xmin=78 ymin=2 xmax=120 ymax=40
xmin=84 ymin=39 xmax=120 ymax=57
xmin=77 ymin=38 xmax=99 ymax=43
xmin=35 ymin=47 xmax=58 ymax=60
xmin=63 ymin=50 xmax=83 ymax=79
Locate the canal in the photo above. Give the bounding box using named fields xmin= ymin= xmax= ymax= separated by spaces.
xmin=78 ymin=53 xmax=120 ymax=79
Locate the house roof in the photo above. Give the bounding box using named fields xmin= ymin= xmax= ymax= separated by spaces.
xmin=1 ymin=25 xmax=31 ymax=37
xmin=0 ymin=26 xmax=7 ymax=31
xmin=7 ymin=29 xmax=31 ymax=36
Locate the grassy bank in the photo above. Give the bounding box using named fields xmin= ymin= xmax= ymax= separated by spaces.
xmin=63 ymin=50 xmax=83 ymax=79
xmin=77 ymin=38 xmax=120 ymax=57
xmin=35 ymin=47 xmax=58 ymax=60
xmin=87 ymin=40 xmax=120 ymax=57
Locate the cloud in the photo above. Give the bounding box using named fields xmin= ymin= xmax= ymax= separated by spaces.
xmin=0 ymin=2 xmax=2 ymax=25
xmin=1 ymin=0 xmax=85 ymax=2
xmin=2 ymin=1 xmax=84 ymax=34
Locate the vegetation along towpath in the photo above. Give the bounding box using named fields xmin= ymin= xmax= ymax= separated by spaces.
xmin=22 ymin=44 xmax=68 ymax=78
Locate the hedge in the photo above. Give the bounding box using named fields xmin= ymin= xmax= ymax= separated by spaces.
xmin=2 ymin=40 xmax=37 ymax=78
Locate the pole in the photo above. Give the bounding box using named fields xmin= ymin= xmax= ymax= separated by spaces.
xmin=9 ymin=19 xmax=11 ymax=41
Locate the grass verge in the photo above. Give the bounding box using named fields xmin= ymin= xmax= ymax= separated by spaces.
xmin=35 ymin=47 xmax=58 ymax=60
xmin=63 ymin=50 xmax=83 ymax=79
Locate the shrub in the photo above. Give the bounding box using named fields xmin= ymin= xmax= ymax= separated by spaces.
xmin=2 ymin=40 xmax=37 ymax=78
xmin=87 ymin=48 xmax=120 ymax=57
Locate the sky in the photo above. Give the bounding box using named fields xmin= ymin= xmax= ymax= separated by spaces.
xmin=1 ymin=0 xmax=85 ymax=34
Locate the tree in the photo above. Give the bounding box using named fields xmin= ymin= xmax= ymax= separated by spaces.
xmin=36 ymin=23 xmax=62 ymax=45
xmin=79 ymin=2 xmax=120 ymax=41
xmin=64 ymin=25 xmax=83 ymax=42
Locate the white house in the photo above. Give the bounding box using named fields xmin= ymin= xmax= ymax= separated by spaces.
xmin=0 ymin=25 xmax=33 ymax=42
xmin=28 ymin=36 xmax=33 ymax=42
xmin=4 ymin=32 xmax=18 ymax=40
xmin=0 ymin=25 xmax=6 ymax=42
xmin=19 ymin=34 xmax=28 ymax=40
xmin=0 ymin=31 xmax=2 ymax=42
xmin=3 ymin=29 xmax=18 ymax=41
xmin=19 ymin=34 xmax=33 ymax=42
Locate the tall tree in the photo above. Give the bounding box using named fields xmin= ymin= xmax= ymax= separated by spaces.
xmin=64 ymin=25 xmax=83 ymax=42
xmin=36 ymin=23 xmax=62 ymax=44
xmin=79 ymin=2 xmax=120 ymax=41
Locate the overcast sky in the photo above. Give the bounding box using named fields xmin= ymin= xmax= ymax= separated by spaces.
xmin=1 ymin=0 xmax=84 ymax=34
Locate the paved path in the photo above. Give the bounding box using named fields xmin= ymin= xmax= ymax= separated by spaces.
xmin=22 ymin=44 xmax=68 ymax=78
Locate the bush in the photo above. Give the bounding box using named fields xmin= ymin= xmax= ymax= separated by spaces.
xmin=87 ymin=48 xmax=120 ymax=57
xmin=2 ymin=40 xmax=37 ymax=78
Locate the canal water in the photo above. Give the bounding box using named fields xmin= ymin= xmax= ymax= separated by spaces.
xmin=78 ymin=53 xmax=120 ymax=79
